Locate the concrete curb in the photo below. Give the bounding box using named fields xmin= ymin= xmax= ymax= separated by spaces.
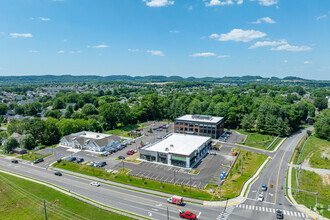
xmin=203 ymin=156 xmax=271 ymax=207
xmin=0 ymin=169 xmax=147 ymax=220
xmin=287 ymin=166 xmax=326 ymax=220
xmin=271 ymin=137 xmax=287 ymax=152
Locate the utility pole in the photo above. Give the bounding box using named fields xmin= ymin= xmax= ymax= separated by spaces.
xmin=297 ymin=164 xmax=302 ymax=192
xmin=190 ymin=175 xmax=191 ymax=197
xmin=167 ymin=207 xmax=169 ymax=220
xmin=173 ymin=171 xmax=176 ymax=185
xmin=218 ymin=181 xmax=222 ymax=199
xmin=44 ymin=200 xmax=47 ymax=220
xmin=241 ymin=154 xmax=243 ymax=176
xmin=315 ymin=192 xmax=318 ymax=211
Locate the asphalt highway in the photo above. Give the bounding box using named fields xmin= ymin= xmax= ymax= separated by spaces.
xmin=0 ymin=157 xmax=221 ymax=220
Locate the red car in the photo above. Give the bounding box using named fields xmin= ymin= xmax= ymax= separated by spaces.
xmin=179 ymin=211 xmax=197 ymax=220
xmin=126 ymin=150 xmax=134 ymax=155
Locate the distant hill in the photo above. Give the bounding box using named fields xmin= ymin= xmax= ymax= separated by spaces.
xmin=0 ymin=74 xmax=328 ymax=86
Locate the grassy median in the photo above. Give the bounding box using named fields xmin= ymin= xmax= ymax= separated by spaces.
xmin=0 ymin=172 xmax=131 ymax=220
xmin=18 ymin=153 xmax=52 ymax=162
xmin=235 ymin=129 xmax=277 ymax=150
xmin=291 ymin=168 xmax=330 ymax=218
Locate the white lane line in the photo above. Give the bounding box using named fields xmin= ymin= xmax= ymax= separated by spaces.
xmin=197 ymin=212 xmax=202 ymax=218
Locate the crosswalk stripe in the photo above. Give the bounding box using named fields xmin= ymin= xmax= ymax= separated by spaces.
xmin=294 ymin=212 xmax=297 ymax=217
xmin=265 ymin=207 xmax=268 ymax=212
xmin=290 ymin=211 xmax=293 ymax=216
xmin=273 ymin=208 xmax=275 ymax=213
xmin=259 ymin=206 xmax=262 ymax=211
xmin=242 ymin=204 xmax=245 ymax=208
xmin=252 ymin=205 xmax=254 ymax=210
xmin=297 ymin=212 xmax=301 ymax=217
xmin=249 ymin=205 xmax=251 ymax=210
xmin=239 ymin=204 xmax=241 ymax=208
xmin=262 ymin=207 xmax=265 ymax=212
xmin=301 ymin=213 xmax=305 ymax=218
xmin=283 ymin=210 xmax=287 ymax=215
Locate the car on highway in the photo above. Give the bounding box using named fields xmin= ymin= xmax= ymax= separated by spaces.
xmin=76 ymin=158 xmax=84 ymax=163
xmin=54 ymin=172 xmax=62 ymax=176
xmin=257 ymin=194 xmax=264 ymax=202
xmin=118 ymin=156 xmax=125 ymax=160
xmin=33 ymin=158 xmax=44 ymax=164
xmin=90 ymin=181 xmax=100 ymax=187
xmin=261 ymin=184 xmax=267 ymax=191
xmin=67 ymin=157 xmax=76 ymax=162
xmin=276 ymin=209 xmax=283 ymax=219
xmin=179 ymin=210 xmax=196 ymax=220
xmin=11 ymin=159 xmax=18 ymax=163
xmin=167 ymin=195 xmax=183 ymax=205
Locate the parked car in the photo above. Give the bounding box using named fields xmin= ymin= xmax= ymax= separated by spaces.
xmin=179 ymin=210 xmax=196 ymax=220
xmin=261 ymin=184 xmax=267 ymax=191
xmin=208 ymin=151 xmax=216 ymax=155
xmin=33 ymin=158 xmax=44 ymax=164
xmin=157 ymin=136 xmax=162 ymax=139
xmin=118 ymin=156 xmax=125 ymax=160
xmin=67 ymin=157 xmax=76 ymax=162
xmin=126 ymin=150 xmax=134 ymax=155
xmin=11 ymin=159 xmax=18 ymax=164
xmin=98 ymin=161 xmax=107 ymax=167
xmin=167 ymin=195 xmax=183 ymax=205
xmin=90 ymin=181 xmax=100 ymax=187
xmin=54 ymin=172 xmax=62 ymax=176
xmin=76 ymin=158 xmax=84 ymax=163
xmin=101 ymin=152 xmax=109 ymax=157
xmin=88 ymin=162 xmax=96 ymax=166
xmin=257 ymin=194 xmax=264 ymax=202
xmin=276 ymin=209 xmax=284 ymax=219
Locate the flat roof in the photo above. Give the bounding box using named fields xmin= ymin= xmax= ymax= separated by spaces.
xmin=145 ymin=133 xmax=210 ymax=156
xmin=175 ymin=114 xmax=224 ymax=124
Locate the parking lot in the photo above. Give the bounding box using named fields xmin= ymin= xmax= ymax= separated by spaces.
xmin=35 ymin=121 xmax=174 ymax=169
xmin=117 ymin=145 xmax=236 ymax=189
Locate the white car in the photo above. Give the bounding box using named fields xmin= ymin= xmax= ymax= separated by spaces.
xmin=258 ymin=194 xmax=264 ymax=202
xmin=90 ymin=181 xmax=100 ymax=187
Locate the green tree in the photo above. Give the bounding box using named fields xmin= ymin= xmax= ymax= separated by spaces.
xmin=40 ymin=120 xmax=61 ymax=146
xmin=44 ymin=110 xmax=62 ymax=119
xmin=53 ymin=98 xmax=65 ymax=109
xmin=57 ymin=119 xmax=79 ymax=136
xmin=314 ymin=97 xmax=328 ymax=111
xmin=7 ymin=119 xmax=24 ymax=135
xmin=23 ymin=118 xmax=46 ymax=142
xmin=314 ymin=109 xmax=330 ymax=141
xmin=21 ymin=134 xmax=35 ymax=150
xmin=0 ymin=103 xmax=8 ymax=115
xmin=241 ymin=113 xmax=255 ymax=131
xmin=81 ymin=104 xmax=98 ymax=116
xmin=4 ymin=137 xmax=19 ymax=153
xmin=64 ymin=105 xmax=74 ymax=118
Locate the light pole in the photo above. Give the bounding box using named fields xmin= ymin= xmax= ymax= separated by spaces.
xmin=241 ymin=154 xmax=243 ymax=176
xmin=190 ymin=175 xmax=191 ymax=197
xmin=173 ymin=170 xmax=176 ymax=185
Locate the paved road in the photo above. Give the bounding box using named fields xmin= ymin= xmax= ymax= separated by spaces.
xmin=228 ymin=127 xmax=313 ymax=220
xmin=0 ymin=157 xmax=221 ymax=220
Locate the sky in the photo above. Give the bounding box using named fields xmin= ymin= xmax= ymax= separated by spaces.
xmin=0 ymin=0 xmax=329 ymax=80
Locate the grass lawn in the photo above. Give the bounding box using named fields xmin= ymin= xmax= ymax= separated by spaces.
xmin=219 ymin=149 xmax=267 ymax=199
xmin=52 ymin=161 xmax=214 ymax=200
xmin=294 ymin=136 xmax=330 ymax=169
xmin=291 ymin=168 xmax=330 ymax=218
xmin=18 ymin=153 xmax=52 ymax=162
xmin=1 ymin=123 xmax=8 ymax=127
xmin=104 ymin=123 xmax=146 ymax=137
xmin=0 ymin=172 xmax=131 ymax=220
xmin=235 ymin=129 xmax=277 ymax=150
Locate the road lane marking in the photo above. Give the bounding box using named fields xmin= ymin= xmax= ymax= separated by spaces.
xmin=197 ymin=212 xmax=202 ymax=218
xmin=274 ymin=150 xmax=287 ymax=204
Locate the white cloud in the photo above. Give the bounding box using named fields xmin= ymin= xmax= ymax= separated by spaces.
xmin=70 ymin=51 xmax=82 ymax=54
xmin=304 ymin=61 xmax=312 ymax=64
xmin=143 ymin=0 xmax=174 ymax=7
xmin=316 ymin=15 xmax=327 ymax=20
xmin=188 ymin=5 xmax=193 ymax=10
xmin=284 ymin=60 xmax=288 ymax=63
xmin=205 ymin=0 xmax=234 ymax=7
xmin=271 ymin=44 xmax=312 ymax=52
xmin=147 ymin=50 xmax=165 ymax=56
xmin=52 ymin=0 xmax=65 ymax=1
xmin=190 ymin=52 xmax=216 ymax=57
xmin=249 ymin=39 xmax=287 ymax=49
xmin=10 ymin=33 xmax=33 ymax=38
xmin=210 ymin=29 xmax=266 ymax=42
xmin=128 ymin=49 xmax=139 ymax=52
xmin=251 ymin=17 xmax=276 ymax=24
xmin=28 ymin=50 xmax=39 ymax=53
xmin=252 ymin=0 xmax=278 ymax=6
xmin=237 ymin=0 xmax=243 ymax=4
xmin=30 ymin=17 xmax=50 ymax=21
xmin=169 ymin=30 xmax=180 ymax=33
xmin=90 ymin=44 xmax=109 ymax=49
xmin=218 ymin=55 xmax=231 ymax=58
xmin=57 ymin=50 xmax=65 ymax=53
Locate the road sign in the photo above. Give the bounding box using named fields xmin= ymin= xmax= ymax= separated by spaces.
xmin=270 ymin=184 xmax=273 ymax=188
xmin=285 ymin=187 xmax=290 ymax=189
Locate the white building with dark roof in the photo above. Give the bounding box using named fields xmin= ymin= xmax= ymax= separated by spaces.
xmin=139 ymin=133 xmax=211 ymax=168
xmin=60 ymin=131 xmax=122 ymax=152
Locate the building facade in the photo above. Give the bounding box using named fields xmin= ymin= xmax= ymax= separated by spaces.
xmin=174 ymin=114 xmax=225 ymax=139
xmin=139 ymin=133 xmax=211 ymax=168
